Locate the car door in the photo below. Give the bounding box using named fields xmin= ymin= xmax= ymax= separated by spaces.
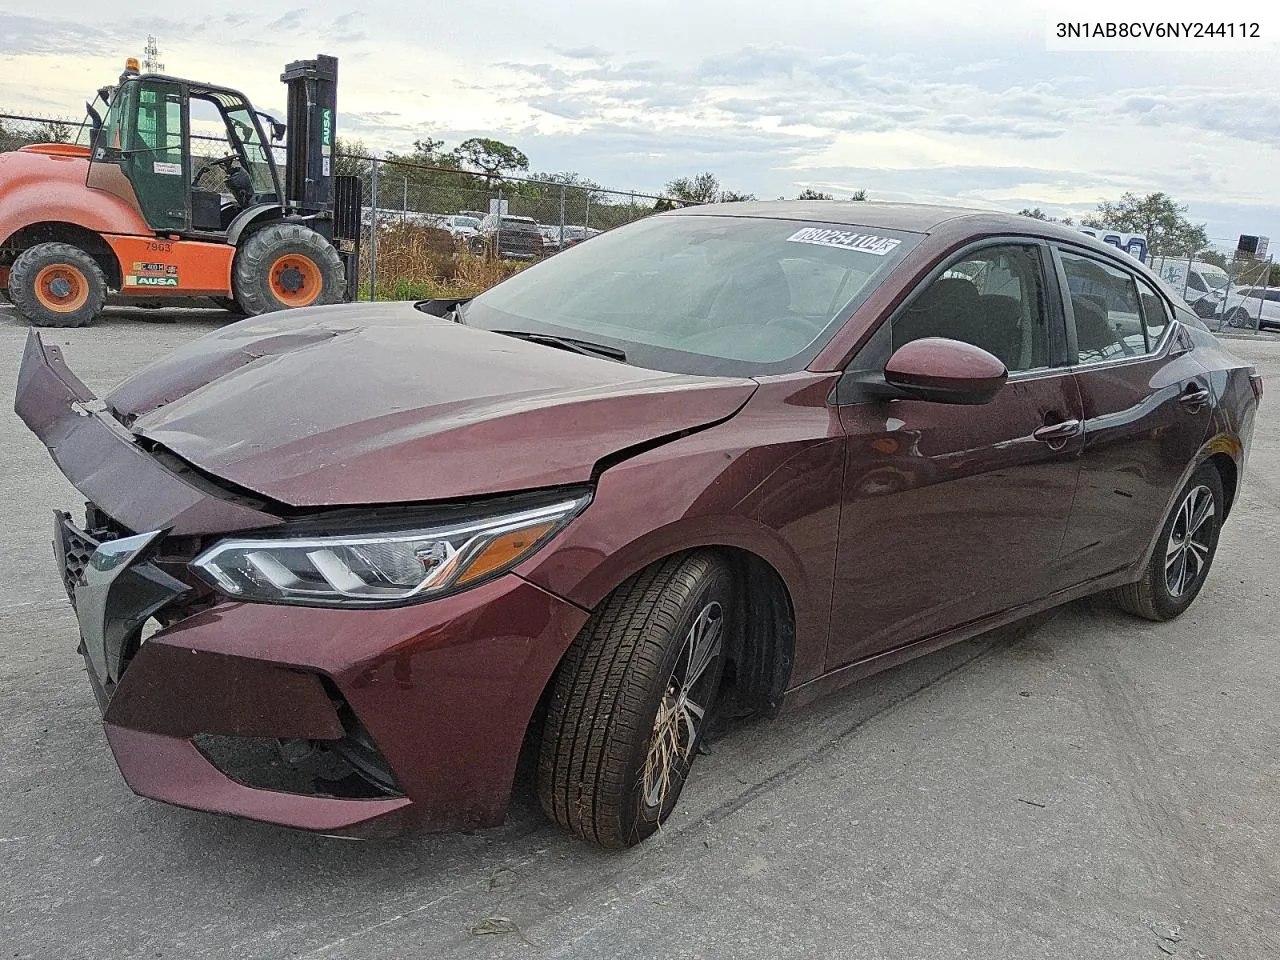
xmin=826 ymin=239 xmax=1085 ymax=668
xmin=1053 ymin=245 xmax=1214 ymax=581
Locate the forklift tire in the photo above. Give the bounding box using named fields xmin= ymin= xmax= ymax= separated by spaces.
xmin=211 ymin=297 xmax=245 ymax=315
xmin=9 ymin=242 xmax=107 ymax=328
xmin=233 ymin=223 xmax=345 ymax=316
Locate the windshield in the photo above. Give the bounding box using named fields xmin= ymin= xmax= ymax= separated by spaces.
xmin=460 ymin=214 xmax=920 ymax=375
xmin=222 ymin=102 xmax=277 ymax=197
xmin=1197 ymin=265 xmax=1230 ymax=290
xmin=75 ymin=91 xmax=111 ymax=148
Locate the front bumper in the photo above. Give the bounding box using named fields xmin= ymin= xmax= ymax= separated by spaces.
xmin=18 ymin=330 xmax=591 ymax=836
xmin=65 ymin=518 xmax=587 ymax=836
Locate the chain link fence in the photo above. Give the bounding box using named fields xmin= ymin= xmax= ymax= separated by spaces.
xmin=1149 ymin=240 xmax=1278 ymax=335
xmin=16 ymin=108 xmax=1272 ymax=323
xmin=0 ymin=114 xmax=685 ymax=301
xmin=346 ymin=154 xmax=687 ymax=300
xmin=0 ymin=112 xmax=87 ymax=152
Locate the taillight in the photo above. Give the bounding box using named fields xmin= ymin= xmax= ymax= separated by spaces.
xmin=1250 ymin=373 xmax=1264 ymax=402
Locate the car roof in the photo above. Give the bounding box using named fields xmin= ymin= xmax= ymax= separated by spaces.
xmin=669 ymin=200 xmax=1075 ymax=234
xmin=667 ymin=199 xmax=1176 ymax=283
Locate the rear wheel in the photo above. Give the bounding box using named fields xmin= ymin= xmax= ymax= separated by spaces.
xmin=8 ymin=242 xmax=107 ymax=328
xmin=232 ymin=223 xmax=344 ymax=316
xmin=1226 ymin=308 xmax=1253 ymax=328
xmin=1112 ymin=464 xmax=1224 ymax=621
xmin=538 ymin=552 xmax=733 ymax=847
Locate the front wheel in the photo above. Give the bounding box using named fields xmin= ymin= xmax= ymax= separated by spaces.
xmin=232 ymin=223 xmax=345 ymax=316
xmin=538 ymin=552 xmax=733 ymax=847
xmin=210 ymin=296 xmax=245 ymax=316
xmin=1112 ymin=464 xmax=1224 ymax=621
xmin=8 ymin=242 xmax=107 ymax=328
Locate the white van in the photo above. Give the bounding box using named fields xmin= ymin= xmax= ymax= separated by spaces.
xmin=1149 ymin=257 xmax=1231 ymax=318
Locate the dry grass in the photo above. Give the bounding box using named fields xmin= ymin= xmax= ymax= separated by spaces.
xmin=363 ymin=222 xmax=530 ymax=300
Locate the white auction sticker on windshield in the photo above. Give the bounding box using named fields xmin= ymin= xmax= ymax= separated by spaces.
xmin=786 ymin=227 xmax=901 ymax=256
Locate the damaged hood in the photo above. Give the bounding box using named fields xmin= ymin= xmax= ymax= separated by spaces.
xmin=108 ymin=303 xmax=756 ymax=507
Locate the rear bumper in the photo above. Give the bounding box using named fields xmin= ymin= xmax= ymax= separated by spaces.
xmin=90 ymin=574 xmax=587 ymax=836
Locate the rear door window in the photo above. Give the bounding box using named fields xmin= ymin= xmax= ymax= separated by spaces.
xmin=1135 ymin=276 xmax=1171 ymax=349
xmin=1058 ymin=250 xmax=1148 ymax=362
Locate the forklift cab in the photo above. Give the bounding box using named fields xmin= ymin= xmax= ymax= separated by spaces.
xmin=89 ymin=72 xmax=285 ymax=237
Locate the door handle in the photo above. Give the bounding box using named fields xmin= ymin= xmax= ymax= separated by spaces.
xmin=1179 ymin=383 xmax=1211 ymax=410
xmin=1033 ymin=419 xmax=1082 ymax=443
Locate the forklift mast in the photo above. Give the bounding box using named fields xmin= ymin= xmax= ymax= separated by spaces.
xmin=280 ymin=54 xmax=360 ymax=290
xmin=281 ymin=55 xmax=338 ymax=224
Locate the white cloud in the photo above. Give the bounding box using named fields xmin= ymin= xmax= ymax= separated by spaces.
xmin=2 ymin=1 xmax=1278 ymax=240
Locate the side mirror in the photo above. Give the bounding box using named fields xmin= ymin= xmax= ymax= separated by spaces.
xmin=881 ymin=337 xmax=1008 ymax=405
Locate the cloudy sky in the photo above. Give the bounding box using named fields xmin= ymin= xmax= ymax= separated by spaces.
xmin=2 ymin=0 xmax=1278 ymax=245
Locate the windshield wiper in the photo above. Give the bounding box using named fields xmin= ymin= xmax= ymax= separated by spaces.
xmin=493 ymin=330 xmax=627 ymax=363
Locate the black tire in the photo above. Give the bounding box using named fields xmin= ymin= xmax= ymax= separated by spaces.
xmin=211 ymin=296 xmax=245 ymax=315
xmin=231 ymin=223 xmax=344 ymax=316
xmin=1226 ymin=308 xmax=1252 ymax=328
xmin=538 ymin=552 xmax=733 ymax=848
xmin=8 ymin=242 xmax=107 ymax=328
xmin=1112 ymin=464 xmax=1224 ymax=621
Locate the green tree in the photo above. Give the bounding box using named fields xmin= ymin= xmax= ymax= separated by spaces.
xmin=334 ymin=137 xmax=372 ymax=181
xmin=1269 ymin=262 xmax=1280 ymax=287
xmin=1082 ymin=192 xmax=1208 ymax=257
xmin=663 ymin=172 xmax=755 ymax=205
xmin=1198 ymin=248 xmax=1229 ymax=270
xmin=796 ymin=187 xmax=866 ymax=200
xmin=665 ymin=172 xmax=722 ymax=204
xmin=453 ymin=137 xmax=529 ymax=179
xmin=33 ymin=120 xmax=71 ymax=144
xmin=1017 ymin=207 xmax=1074 ymax=225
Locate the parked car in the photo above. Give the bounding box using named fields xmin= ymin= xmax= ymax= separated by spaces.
xmin=16 ymin=202 xmax=1260 ymax=848
xmin=537 ymin=224 xmax=601 ymax=253
xmin=1221 ymin=286 xmax=1280 ymax=330
xmin=433 ymin=214 xmax=480 ymax=240
xmin=1150 ymin=256 xmax=1232 ymax=318
xmin=469 ymin=214 xmax=544 ymax=260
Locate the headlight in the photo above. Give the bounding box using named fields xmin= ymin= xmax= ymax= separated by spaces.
xmin=189 ymin=494 xmax=589 ymax=606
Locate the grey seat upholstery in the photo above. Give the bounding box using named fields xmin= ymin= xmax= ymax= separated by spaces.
xmin=1071 ymin=294 xmax=1120 ymax=357
xmin=975 ymin=294 xmax=1024 ymax=368
xmin=896 ymin=277 xmax=984 ymax=348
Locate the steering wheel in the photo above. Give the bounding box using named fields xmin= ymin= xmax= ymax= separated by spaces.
xmin=193 ymin=153 xmax=239 ymax=186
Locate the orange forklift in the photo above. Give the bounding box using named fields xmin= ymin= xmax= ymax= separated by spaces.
xmin=0 ymin=54 xmax=361 ymax=327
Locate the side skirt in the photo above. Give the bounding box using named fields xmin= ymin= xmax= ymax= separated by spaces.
xmin=780 ymin=566 xmax=1138 ymax=713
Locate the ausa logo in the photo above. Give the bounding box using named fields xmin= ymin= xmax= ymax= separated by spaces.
xmin=321 ymin=108 xmax=332 ymax=147
xmin=126 ymin=275 xmax=180 ymax=287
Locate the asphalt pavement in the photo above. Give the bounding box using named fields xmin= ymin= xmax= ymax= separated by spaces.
xmin=1 ymin=305 xmax=1277 ymax=960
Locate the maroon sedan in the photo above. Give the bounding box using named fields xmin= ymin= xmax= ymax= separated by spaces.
xmin=16 ymin=202 xmax=1260 ymax=847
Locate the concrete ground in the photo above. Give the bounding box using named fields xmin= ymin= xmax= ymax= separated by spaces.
xmin=1 ymin=305 xmax=1277 ymax=960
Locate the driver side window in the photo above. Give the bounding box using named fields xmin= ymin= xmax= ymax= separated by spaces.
xmin=892 ymin=243 xmax=1051 ymax=373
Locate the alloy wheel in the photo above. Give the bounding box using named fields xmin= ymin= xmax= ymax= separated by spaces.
xmin=642 ymin=601 xmax=723 ymax=808
xmin=1165 ymin=484 xmax=1216 ymax=598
